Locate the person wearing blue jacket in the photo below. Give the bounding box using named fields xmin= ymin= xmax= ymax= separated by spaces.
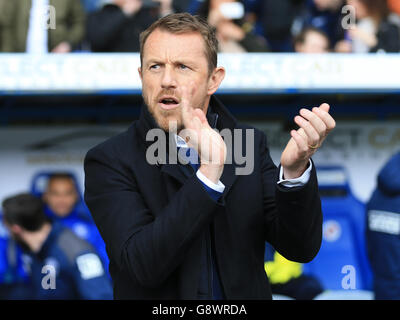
xmin=42 ymin=173 xmax=109 ymax=274
xmin=366 ymin=151 xmax=400 ymax=300
xmin=2 ymin=193 xmax=113 ymax=300
xmin=0 ymin=214 xmax=31 ymax=299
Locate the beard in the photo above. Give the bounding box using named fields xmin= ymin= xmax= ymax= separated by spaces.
xmin=142 ymin=89 xmax=183 ymax=133
xmin=142 ymin=88 xmax=209 ymax=133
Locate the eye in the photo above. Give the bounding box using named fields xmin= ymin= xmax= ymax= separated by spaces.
xmin=149 ymin=64 xmax=160 ymax=70
xmin=179 ymin=64 xmax=188 ymax=70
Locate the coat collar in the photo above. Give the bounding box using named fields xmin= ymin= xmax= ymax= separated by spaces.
xmin=137 ymin=95 xmax=239 ymax=197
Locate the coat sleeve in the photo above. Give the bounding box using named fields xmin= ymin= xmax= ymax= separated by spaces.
xmin=84 ymin=146 xmax=222 ymax=288
xmin=260 ymin=132 xmax=322 ymax=263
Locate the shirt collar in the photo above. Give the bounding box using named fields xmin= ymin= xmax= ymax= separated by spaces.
xmin=175 ymin=134 xmax=189 ymax=148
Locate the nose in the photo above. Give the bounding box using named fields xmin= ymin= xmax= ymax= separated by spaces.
xmin=161 ymin=65 xmax=177 ymax=89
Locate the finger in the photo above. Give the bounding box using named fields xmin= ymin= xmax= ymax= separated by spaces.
xmin=180 ymin=86 xmax=191 ymax=116
xmin=294 ymin=116 xmax=320 ymax=147
xmin=312 ymin=106 xmax=336 ymax=132
xmin=319 ymin=103 xmax=330 ymax=113
xmin=193 ymin=108 xmax=208 ymax=126
xmin=180 ymin=86 xmax=196 ymax=127
xmin=290 ymin=130 xmax=308 ymax=155
xmin=299 ymin=108 xmax=327 ymax=138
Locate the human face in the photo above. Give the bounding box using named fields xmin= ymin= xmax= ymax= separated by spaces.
xmin=314 ymin=0 xmax=342 ymax=11
xmin=43 ymin=178 xmax=78 ymax=218
xmin=297 ymin=31 xmax=329 ymax=53
xmin=139 ymin=29 xmax=223 ymax=132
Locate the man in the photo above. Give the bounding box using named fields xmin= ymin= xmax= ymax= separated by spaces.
xmin=2 ymin=193 xmax=113 ymax=300
xmin=42 ymin=173 xmax=110 ymax=272
xmin=0 ymin=0 xmax=85 ymax=53
xmin=42 ymin=173 xmax=86 ymax=220
xmin=0 ymin=212 xmax=31 ymax=299
xmin=366 ymin=151 xmax=400 ymax=300
xmin=84 ymin=13 xmax=336 ymax=299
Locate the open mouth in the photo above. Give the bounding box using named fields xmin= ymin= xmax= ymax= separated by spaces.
xmin=159 ymin=97 xmax=179 ymax=109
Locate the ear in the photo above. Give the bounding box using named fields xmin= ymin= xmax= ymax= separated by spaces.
xmin=10 ymin=224 xmax=22 ymax=235
xmin=138 ymin=67 xmax=143 ymax=81
xmin=207 ymin=67 xmax=225 ymax=96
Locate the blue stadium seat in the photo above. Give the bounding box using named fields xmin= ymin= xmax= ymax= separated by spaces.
xmin=302 ymin=166 xmax=373 ymax=290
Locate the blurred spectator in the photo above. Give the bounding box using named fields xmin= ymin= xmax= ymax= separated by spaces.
xmin=86 ymin=0 xmax=160 ymax=52
xmin=80 ymin=0 xmax=103 ymax=12
xmin=0 ymin=215 xmax=31 ymax=299
xmin=0 ymin=0 xmax=85 ymax=53
xmin=256 ymin=0 xmax=305 ymax=52
xmin=336 ymin=0 xmax=400 ymax=53
xmin=2 ymin=193 xmax=113 ymax=299
xmin=294 ymin=26 xmax=330 ymax=52
xmin=294 ymin=0 xmax=345 ymax=50
xmin=264 ymin=245 xmax=324 ymax=300
xmin=42 ymin=173 xmax=109 ymax=272
xmin=388 ymin=0 xmax=400 ymax=16
xmin=42 ymin=173 xmax=82 ymax=220
xmin=197 ymin=0 xmax=269 ymax=52
xmin=366 ymin=151 xmax=400 ymax=300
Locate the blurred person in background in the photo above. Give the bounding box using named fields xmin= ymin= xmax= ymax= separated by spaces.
xmin=2 ymin=193 xmax=113 ymax=299
xmin=264 ymin=244 xmax=324 ymax=300
xmin=80 ymin=0 xmax=103 ymax=13
xmin=0 ymin=215 xmax=31 ymax=299
xmin=197 ymin=0 xmax=269 ymax=52
xmin=294 ymin=26 xmax=331 ymax=52
xmin=254 ymin=0 xmax=305 ymax=52
xmin=335 ymin=0 xmax=400 ymax=53
xmin=42 ymin=173 xmax=109 ymax=273
xmin=366 ymin=151 xmax=400 ymax=300
xmin=294 ymin=0 xmax=345 ymax=51
xmin=86 ymin=0 xmax=184 ymax=52
xmin=0 ymin=0 xmax=85 ymax=53
xmin=388 ymin=0 xmax=400 ymax=16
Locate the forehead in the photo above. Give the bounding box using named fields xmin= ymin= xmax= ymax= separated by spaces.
xmin=143 ymin=29 xmax=208 ymax=64
xmin=47 ymin=178 xmax=75 ymax=188
xmin=306 ymin=31 xmax=327 ymax=43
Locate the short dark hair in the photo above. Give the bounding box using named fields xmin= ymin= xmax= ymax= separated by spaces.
xmin=2 ymin=193 xmax=47 ymax=231
xmin=47 ymin=172 xmax=75 ymax=186
xmin=139 ymin=13 xmax=218 ymax=75
xmin=294 ymin=27 xmax=330 ymax=47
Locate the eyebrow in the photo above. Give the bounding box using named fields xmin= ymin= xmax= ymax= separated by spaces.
xmin=145 ymin=58 xmax=198 ymax=67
